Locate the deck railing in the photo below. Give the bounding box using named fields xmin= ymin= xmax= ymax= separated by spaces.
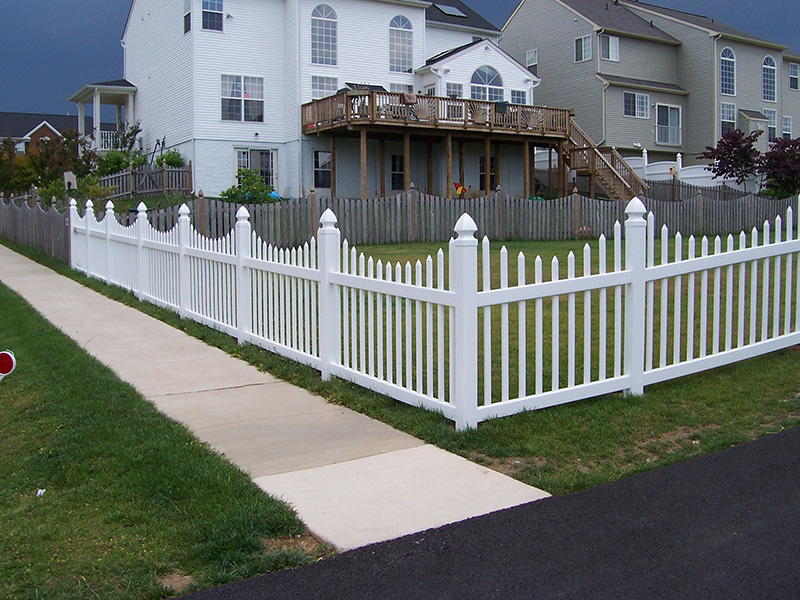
xmin=302 ymin=91 xmax=571 ymax=136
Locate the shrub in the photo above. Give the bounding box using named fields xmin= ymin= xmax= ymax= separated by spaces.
xmin=100 ymin=150 xmax=147 ymax=176
xmin=155 ymin=149 xmax=185 ymax=168
xmin=220 ymin=169 xmax=280 ymax=204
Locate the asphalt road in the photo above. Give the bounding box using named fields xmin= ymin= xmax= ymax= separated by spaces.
xmin=188 ymin=426 xmax=800 ymax=599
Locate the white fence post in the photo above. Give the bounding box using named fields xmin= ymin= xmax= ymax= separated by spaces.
xmin=624 ymin=197 xmax=647 ymax=395
xmin=104 ymin=200 xmax=114 ymax=285
xmin=178 ymin=204 xmax=190 ymax=318
xmin=135 ymin=202 xmax=148 ymax=300
xmin=318 ymin=209 xmax=341 ymax=380
xmin=68 ymin=198 xmax=78 ymax=270
xmin=84 ymin=200 xmax=93 ymax=278
xmin=235 ymin=206 xmax=252 ymax=344
xmin=451 ymin=213 xmax=479 ymax=430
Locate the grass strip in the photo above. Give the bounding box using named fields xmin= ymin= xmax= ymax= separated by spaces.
xmin=3 ymin=236 xmax=800 ymax=502
xmin=0 ymin=279 xmax=328 ymax=600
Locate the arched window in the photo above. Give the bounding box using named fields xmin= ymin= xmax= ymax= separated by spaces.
xmin=720 ymin=48 xmax=735 ymax=96
xmin=312 ymin=5 xmax=337 ymax=66
xmin=389 ymin=16 xmax=413 ymax=73
xmin=763 ymin=56 xmax=776 ymax=102
xmin=470 ymin=66 xmax=503 ymax=102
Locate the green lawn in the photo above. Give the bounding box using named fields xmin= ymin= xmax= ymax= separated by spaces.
xmin=3 ymin=234 xmax=800 ymax=505
xmin=0 ymin=281 xmax=328 ymax=600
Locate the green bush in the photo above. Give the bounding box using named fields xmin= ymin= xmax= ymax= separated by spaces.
xmin=220 ymin=169 xmax=280 ymax=204
xmin=99 ymin=150 xmax=147 ymax=176
xmin=155 ymin=149 xmax=185 ymax=168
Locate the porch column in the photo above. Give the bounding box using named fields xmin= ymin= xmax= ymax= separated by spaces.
xmin=404 ymin=131 xmax=410 ymax=192
xmin=127 ymin=92 xmax=135 ymax=126
xmin=77 ymin=102 xmax=85 ymax=137
xmin=360 ymin=128 xmax=367 ymax=198
xmin=380 ymin=138 xmax=385 ymax=196
xmin=92 ymin=89 xmax=101 ymax=151
xmin=116 ymin=105 xmax=122 ymax=129
xmin=484 ymin=137 xmax=491 ymax=195
xmin=330 ymin=137 xmax=337 ymax=198
xmin=523 ymin=140 xmax=530 ymax=198
xmin=446 ymin=133 xmax=453 ymax=198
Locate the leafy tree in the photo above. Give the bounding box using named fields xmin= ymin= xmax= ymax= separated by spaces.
xmin=29 ymin=130 xmax=99 ymax=183
xmin=701 ymin=129 xmax=762 ymax=193
xmin=0 ymin=139 xmax=37 ymax=193
xmin=220 ymin=169 xmax=280 ymax=203
xmin=758 ymin=137 xmax=800 ymax=198
xmin=113 ymin=120 xmax=142 ymax=152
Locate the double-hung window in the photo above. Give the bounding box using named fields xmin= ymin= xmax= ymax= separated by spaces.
xmin=221 ymin=75 xmax=264 ymax=122
xmin=526 ymin=49 xmax=538 ymax=76
xmin=763 ymin=56 xmax=777 ymax=102
xmin=764 ymin=108 xmax=777 ymax=141
xmin=783 ymin=116 xmax=792 ymax=140
xmin=202 ymin=0 xmax=222 ymax=31
xmin=391 ymin=155 xmax=404 ymax=190
xmin=574 ymin=35 xmax=591 ymax=62
xmin=656 ymin=104 xmax=681 ymax=145
xmin=720 ymin=102 xmax=736 ymax=137
xmin=600 ymin=35 xmax=619 ymax=61
xmin=313 ymin=150 xmax=332 ymax=188
xmin=790 ymin=63 xmax=799 ymax=91
xmin=623 ymin=92 xmax=649 ymax=118
xmin=184 ymin=0 xmax=191 ymax=33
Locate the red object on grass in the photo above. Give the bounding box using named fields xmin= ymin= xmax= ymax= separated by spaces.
xmin=0 ymin=351 xmax=15 ymax=377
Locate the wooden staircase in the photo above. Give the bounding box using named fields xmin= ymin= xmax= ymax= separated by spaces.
xmin=566 ymin=118 xmax=648 ymax=201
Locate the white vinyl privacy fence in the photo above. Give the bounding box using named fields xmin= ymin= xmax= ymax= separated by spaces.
xmin=69 ymin=196 xmax=800 ymax=429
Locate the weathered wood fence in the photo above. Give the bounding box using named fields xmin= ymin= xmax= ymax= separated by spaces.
xmin=99 ymin=162 xmax=193 ymax=200
xmin=643 ymin=179 xmax=753 ymax=203
xmin=0 ymin=197 xmax=69 ymax=262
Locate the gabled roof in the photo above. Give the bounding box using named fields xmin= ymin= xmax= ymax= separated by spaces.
xmin=421 ymin=39 xmax=541 ymax=85
xmin=425 ymin=0 xmax=499 ymax=33
xmin=425 ymin=38 xmax=483 ymax=66
xmin=622 ymin=1 xmax=787 ymax=50
xmin=557 ymin=0 xmax=678 ymax=44
xmin=0 ymin=112 xmax=115 ymax=139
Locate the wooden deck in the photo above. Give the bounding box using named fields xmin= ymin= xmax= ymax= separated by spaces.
xmin=302 ymin=91 xmax=572 ymax=139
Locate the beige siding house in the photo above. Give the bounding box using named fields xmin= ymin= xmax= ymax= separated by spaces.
xmin=501 ymin=0 xmax=800 ymax=163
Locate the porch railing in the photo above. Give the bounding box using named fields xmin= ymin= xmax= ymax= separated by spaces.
xmin=302 ymin=91 xmax=572 ymax=136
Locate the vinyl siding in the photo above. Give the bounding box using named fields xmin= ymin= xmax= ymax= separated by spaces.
xmin=782 ymin=56 xmax=800 ymax=140
xmin=501 ymin=0 xmax=605 ymax=142
xmin=124 ymin=0 xmax=193 ymax=155
xmin=598 ymin=35 xmax=677 ymax=83
xmin=604 ymin=86 xmax=685 ymax=150
xmin=192 ymin=0 xmax=287 ymax=142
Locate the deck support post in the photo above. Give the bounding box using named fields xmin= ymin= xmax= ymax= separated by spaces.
xmin=379 ymin=138 xmax=386 ymax=196
xmin=446 ymin=133 xmax=453 ymax=198
xmin=330 ymin=137 xmax=337 ymax=198
xmin=523 ymin=139 xmax=530 ymax=199
xmin=404 ymin=131 xmax=411 ymax=192
xmin=484 ymin=137 xmax=491 ymax=196
xmin=360 ymin=128 xmax=367 ymax=198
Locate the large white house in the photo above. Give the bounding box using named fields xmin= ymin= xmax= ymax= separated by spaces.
xmin=72 ymin=0 xmax=647 ymax=200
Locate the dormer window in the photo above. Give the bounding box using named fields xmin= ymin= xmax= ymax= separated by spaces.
xmin=312 ymin=5 xmax=337 ymax=66
xmin=470 ymin=66 xmax=503 ymax=102
xmin=389 ymin=16 xmax=413 ymax=73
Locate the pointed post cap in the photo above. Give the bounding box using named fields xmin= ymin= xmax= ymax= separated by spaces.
xmin=624 ymin=196 xmax=647 ymax=225
xmin=236 ymin=205 xmax=250 ymax=220
xmin=105 ymin=200 xmax=114 ymax=211
xmin=85 ymin=199 xmax=94 ymax=209
xmin=319 ymin=208 xmax=338 ymax=229
xmin=453 ymin=213 xmax=478 ymax=243
xmin=69 ymin=198 xmax=77 ymax=208
xmin=136 ymin=201 xmax=147 ymax=213
xmin=178 ymin=203 xmax=190 ymax=217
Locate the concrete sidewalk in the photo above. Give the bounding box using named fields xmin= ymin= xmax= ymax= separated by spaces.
xmin=0 ymin=245 xmax=548 ymax=551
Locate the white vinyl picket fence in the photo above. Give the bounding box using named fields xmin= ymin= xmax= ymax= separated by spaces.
xmin=69 ymin=196 xmax=800 ymax=429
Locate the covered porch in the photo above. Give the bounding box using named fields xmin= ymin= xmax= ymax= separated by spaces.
xmin=303 ymin=90 xmax=573 ymax=199
xmin=69 ymin=79 xmax=137 ymax=152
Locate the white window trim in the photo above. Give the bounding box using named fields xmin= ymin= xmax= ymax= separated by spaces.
xmin=789 ymin=63 xmax=799 ymax=91
xmin=202 ymin=0 xmax=223 ymax=31
xmin=600 ymin=35 xmax=619 ymax=62
xmin=389 ymin=15 xmax=414 ymax=74
xmin=623 ymin=91 xmax=649 ymax=119
xmin=221 ymin=75 xmax=265 ymax=122
xmin=311 ymin=75 xmax=338 ymax=100
xmin=234 ymin=147 xmax=278 ymax=188
xmin=655 ymin=104 xmax=681 ymax=146
xmin=311 ymin=5 xmax=338 ymax=66
xmin=720 ymin=47 xmax=736 ymax=97
xmin=720 ymin=102 xmax=736 ymax=137
xmin=574 ymin=35 xmax=591 ymax=63
xmin=763 ymin=108 xmax=778 ymax=141
xmin=763 ymin=56 xmax=777 ymax=103
xmin=525 ymin=48 xmax=538 ymax=75
xmin=782 ymin=116 xmax=792 ymax=139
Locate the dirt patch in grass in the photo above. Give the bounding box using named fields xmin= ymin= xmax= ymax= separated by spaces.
xmin=158 ymin=570 xmax=194 ymax=594
xmin=469 ymin=453 xmax=547 ymax=477
xmin=262 ymin=531 xmax=334 ymax=559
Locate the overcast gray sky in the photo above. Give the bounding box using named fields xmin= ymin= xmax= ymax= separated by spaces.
xmin=1 ymin=0 xmax=798 ymax=117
